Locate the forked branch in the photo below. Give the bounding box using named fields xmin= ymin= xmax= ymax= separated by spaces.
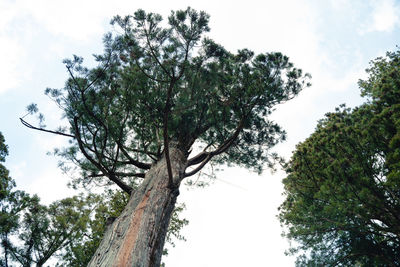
xmin=73 ymin=117 xmax=133 ymax=194
xmin=184 ymin=118 xmax=245 ymax=178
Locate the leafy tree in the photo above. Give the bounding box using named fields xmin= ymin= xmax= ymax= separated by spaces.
xmin=0 ymin=131 xmax=98 ymax=266
xmin=22 ymin=7 xmax=309 ymax=266
xmin=59 ymin=192 xmax=123 ymax=267
xmin=1 ymin=154 xmax=92 ymax=266
xmin=1 ymin=132 xmax=188 ymax=266
xmin=279 ymin=50 xmax=400 ymax=266
xmin=13 ymin=195 xmax=93 ymax=267
xmin=0 ymin=132 xmax=33 ymax=267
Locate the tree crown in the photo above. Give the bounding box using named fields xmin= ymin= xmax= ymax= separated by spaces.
xmin=24 ymin=7 xmax=310 ymax=192
xmin=279 ymin=49 xmax=400 ymax=266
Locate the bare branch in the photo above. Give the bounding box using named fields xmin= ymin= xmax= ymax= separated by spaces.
xmin=186 ymin=151 xmax=208 ymax=167
xmin=20 ymin=118 xmax=75 ymax=138
xmin=117 ymin=141 xmax=152 ymax=170
xmin=163 ymin=79 xmax=175 ymax=188
xmin=124 ymin=145 xmax=159 ymax=158
xmin=87 ymin=172 xmax=145 ymax=179
xmin=184 ymin=118 xmax=244 ymax=177
xmin=183 ymin=154 xmax=212 ymax=178
xmin=73 ymin=117 xmax=133 ymax=195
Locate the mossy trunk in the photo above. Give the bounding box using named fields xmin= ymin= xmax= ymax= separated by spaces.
xmin=88 ymin=147 xmax=186 ymax=267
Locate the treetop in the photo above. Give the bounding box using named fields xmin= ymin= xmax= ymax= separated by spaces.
xmin=23 ymin=7 xmax=310 ymax=192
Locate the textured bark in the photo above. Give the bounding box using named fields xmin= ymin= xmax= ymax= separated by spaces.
xmin=88 ymin=147 xmax=186 ymax=267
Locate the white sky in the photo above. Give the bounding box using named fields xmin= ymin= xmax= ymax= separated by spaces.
xmin=0 ymin=0 xmax=399 ymax=266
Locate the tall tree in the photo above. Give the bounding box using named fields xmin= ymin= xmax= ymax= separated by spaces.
xmin=0 ymin=133 xmax=187 ymax=266
xmin=279 ymin=50 xmax=400 ymax=266
xmin=22 ymin=8 xmax=309 ymax=266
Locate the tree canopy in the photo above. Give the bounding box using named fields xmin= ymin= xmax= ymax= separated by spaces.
xmin=22 ymin=7 xmax=310 ymax=193
xmin=279 ymin=50 xmax=400 ymax=266
xmin=0 ymin=131 xmax=92 ymax=266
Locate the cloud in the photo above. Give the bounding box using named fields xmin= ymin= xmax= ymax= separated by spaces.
xmin=0 ymin=36 xmax=25 ymax=93
xmin=0 ymin=1 xmax=27 ymax=94
xmin=10 ymin=0 xmax=198 ymax=42
xmin=8 ymin=160 xmax=27 ymax=182
xmin=12 ymin=0 xmax=110 ymax=42
xmin=0 ymin=0 xmax=116 ymax=95
xmin=362 ymin=0 xmax=400 ymax=33
xmin=29 ymin=167 xmax=76 ymax=204
xmin=0 ymin=1 xmax=18 ymax=31
xmin=317 ymin=50 xmax=366 ymax=93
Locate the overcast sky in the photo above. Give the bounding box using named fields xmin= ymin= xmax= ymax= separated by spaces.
xmin=1 ymin=0 xmax=399 ymax=266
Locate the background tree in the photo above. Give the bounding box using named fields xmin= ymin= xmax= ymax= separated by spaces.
xmin=0 ymin=131 xmax=31 ymax=267
xmin=279 ymin=50 xmax=400 ymax=266
xmin=1 ymin=132 xmax=187 ymax=266
xmin=0 ymin=131 xmax=102 ymax=267
xmin=22 ymin=7 xmax=310 ymax=266
xmin=12 ymin=195 xmax=93 ymax=267
xmin=1 ymin=133 xmax=93 ymax=267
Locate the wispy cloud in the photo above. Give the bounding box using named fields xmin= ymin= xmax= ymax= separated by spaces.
xmin=361 ymin=0 xmax=400 ymax=33
xmin=29 ymin=167 xmax=76 ymax=204
xmin=0 ymin=1 xmax=26 ymax=94
xmin=0 ymin=36 xmax=25 ymax=93
xmin=12 ymin=0 xmax=110 ymax=41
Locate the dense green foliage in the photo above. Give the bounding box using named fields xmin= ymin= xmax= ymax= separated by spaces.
xmin=0 ymin=132 xmax=31 ymax=267
xmin=1 ymin=135 xmax=92 ymax=267
xmin=279 ymin=50 xmax=400 ymax=266
xmin=59 ymin=192 xmax=123 ymax=266
xmin=25 ymin=7 xmax=310 ymax=194
xmin=1 ymin=163 xmax=98 ymax=267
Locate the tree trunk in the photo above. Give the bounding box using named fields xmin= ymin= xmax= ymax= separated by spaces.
xmin=88 ymin=147 xmax=186 ymax=267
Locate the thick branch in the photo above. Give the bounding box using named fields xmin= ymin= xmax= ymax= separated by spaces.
xmin=87 ymin=172 xmax=145 ymax=179
xmin=116 ymin=141 xmax=152 ymax=170
xmin=161 ymin=42 xmax=191 ymax=185
xmin=184 ymin=118 xmax=244 ymax=177
xmin=186 ymin=151 xmax=209 ymax=167
xmin=163 ymin=79 xmax=175 ymax=188
xmin=183 ymin=154 xmax=212 ymax=178
xmin=185 ymin=66 xmax=302 ymax=172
